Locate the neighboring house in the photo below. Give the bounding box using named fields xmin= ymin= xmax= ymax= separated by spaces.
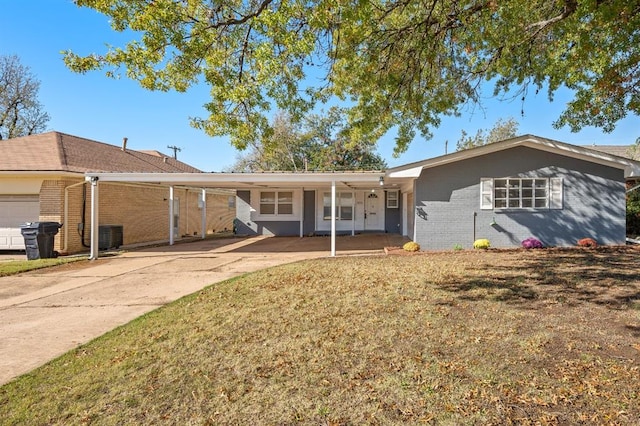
xmin=587 ymin=145 xmax=640 ymax=161
xmin=232 ymin=135 xmax=640 ymax=249
xmin=0 ymin=131 xmax=235 ymax=254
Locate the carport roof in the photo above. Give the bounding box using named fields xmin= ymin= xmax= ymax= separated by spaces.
xmin=83 ymin=170 xmax=400 ymax=190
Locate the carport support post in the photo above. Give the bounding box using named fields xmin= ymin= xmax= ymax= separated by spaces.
xmin=331 ymin=180 xmax=336 ymax=257
xmin=169 ymin=186 xmax=175 ymax=245
xmin=89 ymin=176 xmax=99 ymax=260
xmin=201 ymin=189 xmax=206 ymax=239
xmin=351 ymin=191 xmax=355 ymax=236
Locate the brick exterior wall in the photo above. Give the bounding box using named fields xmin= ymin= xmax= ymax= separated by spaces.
xmin=39 ymin=180 xmax=235 ymax=255
xmin=413 ymin=146 xmax=626 ymax=250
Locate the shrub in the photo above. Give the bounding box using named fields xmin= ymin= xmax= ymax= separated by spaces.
xmin=453 ymin=244 xmax=463 ymax=251
xmin=402 ymin=241 xmax=420 ymax=252
xmin=522 ymin=237 xmax=544 ymax=249
xmin=577 ymin=238 xmax=598 ymax=248
xmin=473 ymin=239 xmax=490 ymax=249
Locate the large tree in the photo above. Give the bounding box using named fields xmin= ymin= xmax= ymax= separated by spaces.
xmin=229 ymin=108 xmax=387 ymax=171
xmin=64 ymin=0 xmax=640 ymax=155
xmin=455 ymin=117 xmax=519 ymax=151
xmin=0 ymin=55 xmax=50 ymax=140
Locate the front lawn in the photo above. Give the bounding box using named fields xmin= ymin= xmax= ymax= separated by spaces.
xmin=1 ymin=247 xmax=638 ymax=424
xmin=0 ymin=256 xmax=85 ymax=277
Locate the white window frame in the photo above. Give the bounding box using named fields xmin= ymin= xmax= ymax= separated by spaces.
xmin=480 ymin=177 xmax=563 ymax=210
xmin=323 ymin=191 xmax=354 ymax=221
xmin=386 ymin=190 xmax=399 ymax=208
xmin=259 ymin=191 xmax=294 ymax=216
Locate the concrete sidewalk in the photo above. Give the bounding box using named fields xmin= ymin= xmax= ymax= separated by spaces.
xmin=0 ymin=234 xmax=406 ymax=385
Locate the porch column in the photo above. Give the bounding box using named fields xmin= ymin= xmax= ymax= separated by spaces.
xmin=331 ymin=180 xmax=336 ymax=257
xmin=351 ymin=191 xmax=355 ymax=236
xmin=402 ymin=192 xmax=408 ymax=236
xmin=89 ymin=176 xmax=99 ymax=260
xmin=201 ymin=189 xmax=206 ymax=239
xmin=299 ymin=188 xmax=304 ymax=238
xmin=169 ymin=186 xmax=175 ymax=245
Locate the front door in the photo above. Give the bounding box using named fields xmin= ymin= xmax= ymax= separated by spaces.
xmin=365 ymin=192 xmax=382 ymax=230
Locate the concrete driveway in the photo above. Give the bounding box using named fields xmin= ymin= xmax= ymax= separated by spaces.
xmin=0 ymin=234 xmax=407 ymax=385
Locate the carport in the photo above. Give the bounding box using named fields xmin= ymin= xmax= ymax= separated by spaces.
xmin=83 ymin=171 xmax=395 ymax=259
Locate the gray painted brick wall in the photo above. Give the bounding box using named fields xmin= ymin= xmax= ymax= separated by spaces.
xmin=414 ymin=146 xmax=626 ymax=250
xmin=235 ymin=190 xmax=300 ymax=236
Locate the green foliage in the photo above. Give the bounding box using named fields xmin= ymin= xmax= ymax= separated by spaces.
xmin=65 ymin=1 xmax=640 ymax=153
xmin=453 ymin=244 xmax=463 ymax=251
xmin=455 ymin=118 xmax=519 ymax=151
xmin=228 ymin=107 xmax=387 ymax=171
xmin=0 ymin=55 xmax=50 ymax=140
xmin=626 ymin=181 xmax=640 ymax=236
xmin=473 ymin=239 xmax=490 ymax=250
xmin=627 ymin=138 xmax=640 ymax=161
xmin=402 ymin=241 xmax=420 ymax=252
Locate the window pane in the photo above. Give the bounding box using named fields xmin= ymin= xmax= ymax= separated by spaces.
xmin=340 ymin=192 xmax=353 ymax=201
xmin=509 ymin=189 xmax=520 ymax=198
xmin=261 ymin=204 xmax=275 ymax=215
xmin=278 ymin=203 xmax=293 ymax=215
xmin=341 ymin=206 xmax=353 ymax=220
xmin=260 ymin=192 xmax=275 ymax=203
xmin=495 ymin=179 xmax=507 ymax=188
xmin=278 ymin=192 xmax=293 ymax=203
xmin=495 ymin=199 xmax=507 ymax=208
xmin=522 ymin=199 xmax=533 ymax=208
xmin=535 ymin=188 xmax=547 ymax=197
xmin=522 ymin=188 xmax=533 ymax=198
xmin=535 ymin=179 xmax=547 ymax=188
xmin=509 ymin=199 xmax=521 ymax=208
xmin=535 ymin=199 xmax=548 ymax=208
xmin=508 ymin=179 xmax=521 ymax=189
xmin=323 ymin=206 xmax=331 ymax=220
xmin=522 ymin=179 xmax=533 ymax=188
xmin=495 ymin=188 xmax=507 ymax=198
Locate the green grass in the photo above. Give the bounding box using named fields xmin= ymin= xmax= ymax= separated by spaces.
xmin=1 ymin=248 xmax=639 ymax=424
xmin=0 ymin=256 xmax=85 ymax=277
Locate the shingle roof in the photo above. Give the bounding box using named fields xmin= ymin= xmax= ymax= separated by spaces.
xmin=587 ymin=145 xmax=638 ymax=160
xmin=0 ymin=131 xmax=202 ymax=173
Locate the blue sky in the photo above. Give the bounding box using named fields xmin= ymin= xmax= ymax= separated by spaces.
xmin=1 ymin=0 xmax=638 ymax=172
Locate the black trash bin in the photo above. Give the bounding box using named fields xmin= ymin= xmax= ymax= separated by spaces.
xmin=20 ymin=222 xmax=62 ymax=260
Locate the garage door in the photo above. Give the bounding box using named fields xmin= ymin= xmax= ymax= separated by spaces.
xmin=0 ymin=195 xmax=39 ymax=250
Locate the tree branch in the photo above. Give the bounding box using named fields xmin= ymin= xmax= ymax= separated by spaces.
xmin=205 ymin=0 xmax=274 ymax=30
xmin=527 ymin=0 xmax=578 ymax=31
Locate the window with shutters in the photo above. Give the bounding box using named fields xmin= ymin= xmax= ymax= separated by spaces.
xmin=480 ymin=177 xmax=563 ymax=210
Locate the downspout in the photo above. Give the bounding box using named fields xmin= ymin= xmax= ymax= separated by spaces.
xmin=63 ymin=181 xmax=87 ymax=253
xmin=473 ymin=211 xmax=477 ymax=243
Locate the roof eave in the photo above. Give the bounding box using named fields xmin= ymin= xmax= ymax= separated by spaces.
xmin=387 ymin=135 xmax=640 ymax=178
